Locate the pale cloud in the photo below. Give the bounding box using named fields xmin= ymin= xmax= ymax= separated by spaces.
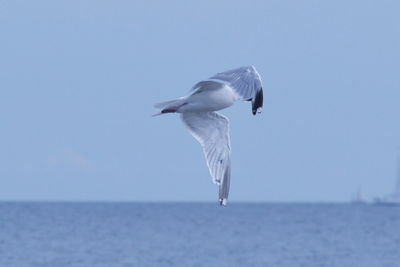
xmin=46 ymin=148 xmax=94 ymax=170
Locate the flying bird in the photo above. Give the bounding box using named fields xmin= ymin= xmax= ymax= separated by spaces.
xmin=154 ymin=65 xmax=263 ymax=206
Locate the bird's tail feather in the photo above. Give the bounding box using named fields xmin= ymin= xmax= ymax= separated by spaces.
xmin=154 ymin=97 xmax=185 ymax=109
xmin=153 ymin=97 xmax=187 ymax=116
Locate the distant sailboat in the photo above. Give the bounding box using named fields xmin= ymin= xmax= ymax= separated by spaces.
xmin=351 ymin=187 xmax=366 ymax=204
xmin=374 ymin=148 xmax=400 ymax=206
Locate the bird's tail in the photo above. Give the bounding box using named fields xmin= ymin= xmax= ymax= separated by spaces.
xmin=153 ymin=97 xmax=187 ymax=116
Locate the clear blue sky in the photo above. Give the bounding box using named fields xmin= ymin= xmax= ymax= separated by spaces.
xmin=1 ymin=1 xmax=399 ymax=202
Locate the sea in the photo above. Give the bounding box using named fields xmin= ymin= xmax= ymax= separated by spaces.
xmin=0 ymin=202 xmax=399 ymax=267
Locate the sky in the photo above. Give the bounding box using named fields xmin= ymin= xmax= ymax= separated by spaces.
xmin=0 ymin=0 xmax=399 ymax=202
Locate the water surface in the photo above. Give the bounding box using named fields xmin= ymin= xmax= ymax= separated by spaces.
xmin=0 ymin=202 xmax=399 ymax=267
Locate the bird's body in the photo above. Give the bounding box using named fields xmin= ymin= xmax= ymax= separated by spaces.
xmin=183 ymin=82 xmax=238 ymax=112
xmin=154 ymin=65 xmax=263 ymax=206
xmin=156 ymin=81 xmax=239 ymax=114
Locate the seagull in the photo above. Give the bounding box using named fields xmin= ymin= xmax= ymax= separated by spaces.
xmin=154 ymin=65 xmax=263 ymax=206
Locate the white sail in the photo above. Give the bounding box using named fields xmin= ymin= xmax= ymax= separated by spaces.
xmin=394 ymin=147 xmax=400 ymax=197
xmin=374 ymin=147 xmax=400 ymax=205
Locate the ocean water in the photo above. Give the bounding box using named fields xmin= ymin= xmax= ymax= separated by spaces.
xmin=0 ymin=203 xmax=399 ymax=267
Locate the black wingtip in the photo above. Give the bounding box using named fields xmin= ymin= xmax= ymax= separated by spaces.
xmin=252 ymin=88 xmax=263 ymax=115
xmin=219 ymin=198 xmax=227 ymax=206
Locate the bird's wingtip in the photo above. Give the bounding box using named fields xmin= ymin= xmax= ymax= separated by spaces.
xmin=219 ymin=198 xmax=228 ymax=207
xmin=252 ymin=88 xmax=263 ymax=115
xmin=252 ymin=107 xmax=263 ymax=115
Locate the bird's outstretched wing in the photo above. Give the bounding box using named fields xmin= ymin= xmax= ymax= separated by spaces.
xmin=209 ymin=65 xmax=263 ymax=115
xmin=181 ymin=112 xmax=231 ymax=206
